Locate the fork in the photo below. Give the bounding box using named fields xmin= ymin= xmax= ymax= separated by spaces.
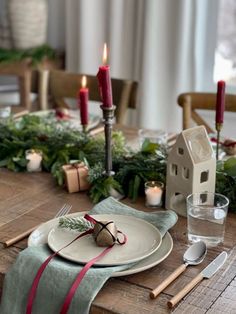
xmin=54 ymin=204 xmax=72 ymax=219
xmin=4 ymin=203 xmax=72 ymax=247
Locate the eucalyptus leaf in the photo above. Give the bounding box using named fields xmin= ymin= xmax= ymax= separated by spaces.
xmin=141 ymin=139 xmax=159 ymax=153
xmin=132 ymin=175 xmax=141 ymax=202
xmin=224 ymin=157 xmax=236 ymax=176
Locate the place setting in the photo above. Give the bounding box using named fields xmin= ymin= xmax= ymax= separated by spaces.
xmin=27 ymin=199 xmax=175 ymax=275
xmin=0 ymin=196 xmax=177 ymax=314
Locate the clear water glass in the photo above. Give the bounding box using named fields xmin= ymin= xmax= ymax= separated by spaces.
xmin=138 ymin=129 xmax=167 ymax=148
xmin=187 ymin=192 xmax=229 ymax=247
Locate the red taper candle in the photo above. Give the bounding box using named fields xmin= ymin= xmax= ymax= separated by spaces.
xmin=215 ymin=80 xmax=226 ymax=125
xmin=79 ymin=76 xmax=89 ymax=126
xmin=97 ymin=43 xmax=113 ymax=107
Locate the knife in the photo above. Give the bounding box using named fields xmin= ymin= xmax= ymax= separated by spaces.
xmin=167 ymin=251 xmax=228 ymax=308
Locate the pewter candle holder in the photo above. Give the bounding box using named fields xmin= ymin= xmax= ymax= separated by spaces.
xmin=216 ymin=122 xmax=222 ymax=160
xmin=82 ymin=125 xmax=88 ymax=133
xmin=100 ymin=104 xmax=116 ymax=176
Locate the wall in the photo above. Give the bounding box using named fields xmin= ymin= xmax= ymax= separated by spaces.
xmin=47 ymin=0 xmax=65 ymax=50
xmin=0 ymin=0 xmax=65 ymax=90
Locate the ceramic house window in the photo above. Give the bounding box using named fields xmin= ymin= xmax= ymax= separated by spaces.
xmin=178 ymin=147 xmax=184 ymax=155
xmin=200 ymin=171 xmax=209 ymax=183
xmin=171 ymin=164 xmax=178 ymax=176
xmin=182 ymin=167 xmax=190 ymax=179
xmin=200 ymin=193 xmax=208 ymax=203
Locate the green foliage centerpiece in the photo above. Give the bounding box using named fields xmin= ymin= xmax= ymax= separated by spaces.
xmin=0 ymin=114 xmax=236 ymax=211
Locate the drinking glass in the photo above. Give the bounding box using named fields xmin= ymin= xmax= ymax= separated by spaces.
xmin=187 ymin=192 xmax=229 ymax=246
xmin=138 ymin=129 xmax=167 ymax=148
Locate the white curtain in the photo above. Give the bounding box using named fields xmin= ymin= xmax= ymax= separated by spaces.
xmin=65 ymin=0 xmax=217 ymax=133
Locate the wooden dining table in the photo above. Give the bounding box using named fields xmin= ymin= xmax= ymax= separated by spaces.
xmin=0 ymin=126 xmax=236 ymax=314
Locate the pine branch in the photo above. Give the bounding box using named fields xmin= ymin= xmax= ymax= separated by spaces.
xmin=59 ymin=217 xmax=94 ymax=231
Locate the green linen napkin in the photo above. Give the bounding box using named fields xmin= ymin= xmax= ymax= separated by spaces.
xmin=0 ymin=197 xmax=177 ymax=314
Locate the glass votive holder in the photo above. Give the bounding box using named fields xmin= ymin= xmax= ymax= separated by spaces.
xmin=138 ymin=129 xmax=168 ymax=148
xmin=145 ymin=181 xmax=164 ymax=208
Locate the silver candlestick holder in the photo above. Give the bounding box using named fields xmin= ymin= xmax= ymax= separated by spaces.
xmin=82 ymin=125 xmax=88 ymax=133
xmin=100 ymin=104 xmax=116 ymax=176
xmin=216 ymin=122 xmax=223 ymax=160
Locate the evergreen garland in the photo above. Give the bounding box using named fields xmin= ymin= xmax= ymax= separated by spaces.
xmin=0 ymin=114 xmax=236 ymax=211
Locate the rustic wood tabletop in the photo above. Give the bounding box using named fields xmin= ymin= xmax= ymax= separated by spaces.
xmin=0 ymin=127 xmax=235 ymax=313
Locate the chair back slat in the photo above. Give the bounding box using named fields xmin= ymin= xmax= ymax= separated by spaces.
xmin=178 ymin=92 xmax=236 ymax=131
xmin=44 ymin=70 xmax=138 ymax=124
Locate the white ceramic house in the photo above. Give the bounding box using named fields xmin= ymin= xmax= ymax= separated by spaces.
xmin=165 ymin=126 xmax=216 ymax=216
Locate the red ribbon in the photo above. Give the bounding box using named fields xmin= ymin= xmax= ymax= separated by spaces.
xmin=84 ymin=213 xmax=97 ymax=224
xmin=211 ymin=137 xmax=236 ymax=147
xmin=26 ymin=228 xmax=94 ymax=314
xmin=26 ymin=214 xmax=127 ymax=314
xmin=60 ymin=245 xmax=113 ymax=314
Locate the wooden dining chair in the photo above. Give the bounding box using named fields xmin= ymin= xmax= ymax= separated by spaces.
xmin=39 ymin=69 xmax=138 ymax=124
xmin=178 ymin=92 xmax=236 ymax=133
xmin=0 ymin=54 xmax=65 ymax=116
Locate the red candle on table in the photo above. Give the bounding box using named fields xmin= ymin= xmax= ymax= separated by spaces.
xmin=215 ymin=80 xmax=226 ymax=125
xmin=97 ymin=43 xmax=113 ymax=107
xmin=79 ymin=75 xmax=89 ymax=126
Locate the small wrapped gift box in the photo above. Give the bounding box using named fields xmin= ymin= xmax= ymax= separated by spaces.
xmin=62 ymin=162 xmax=90 ymax=193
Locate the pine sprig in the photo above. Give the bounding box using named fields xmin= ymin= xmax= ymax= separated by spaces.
xmin=89 ymin=176 xmax=123 ymax=204
xmin=88 ymin=162 xmax=104 ymax=182
xmin=59 ymin=217 xmax=94 ymax=231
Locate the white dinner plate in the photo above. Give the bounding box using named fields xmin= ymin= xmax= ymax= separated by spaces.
xmin=47 ymin=214 xmax=162 ymax=266
xmin=28 ymin=212 xmax=173 ymax=276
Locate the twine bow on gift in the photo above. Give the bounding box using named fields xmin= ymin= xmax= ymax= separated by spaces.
xmin=71 ymin=162 xmax=85 ymax=191
xmin=25 ymin=214 xmax=127 ymax=314
xmin=62 ymin=162 xmax=90 ymax=193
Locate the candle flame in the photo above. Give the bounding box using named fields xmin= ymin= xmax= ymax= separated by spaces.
xmin=102 ymin=43 xmax=108 ymax=65
xmin=81 ymin=75 xmax=87 ymax=88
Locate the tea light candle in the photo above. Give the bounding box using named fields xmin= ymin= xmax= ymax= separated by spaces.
xmin=25 ymin=150 xmax=43 ymax=172
xmin=145 ymin=181 xmax=164 ymax=207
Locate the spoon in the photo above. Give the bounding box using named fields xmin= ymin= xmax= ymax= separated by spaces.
xmin=150 ymin=241 xmax=207 ymax=299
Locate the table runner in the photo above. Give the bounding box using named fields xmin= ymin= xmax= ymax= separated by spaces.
xmin=0 ymin=197 xmax=177 ymax=314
